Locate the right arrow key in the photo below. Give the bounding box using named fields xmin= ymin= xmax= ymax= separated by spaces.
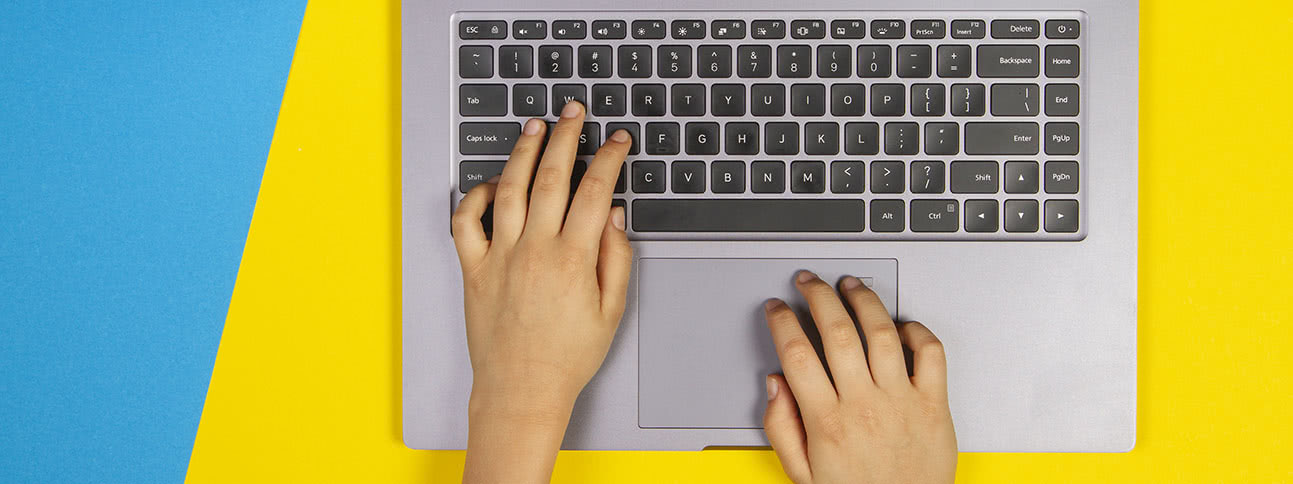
xmin=1045 ymin=200 xmax=1080 ymax=233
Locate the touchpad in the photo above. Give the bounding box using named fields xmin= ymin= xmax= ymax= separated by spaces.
xmin=638 ymin=258 xmax=898 ymax=429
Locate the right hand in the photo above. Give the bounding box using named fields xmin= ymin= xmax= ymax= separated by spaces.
xmin=762 ymin=271 xmax=957 ymax=484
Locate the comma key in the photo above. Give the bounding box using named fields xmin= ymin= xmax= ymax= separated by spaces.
xmin=459 ymin=122 xmax=520 ymax=155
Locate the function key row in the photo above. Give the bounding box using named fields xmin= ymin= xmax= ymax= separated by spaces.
xmin=460 ymin=19 xmax=1080 ymax=40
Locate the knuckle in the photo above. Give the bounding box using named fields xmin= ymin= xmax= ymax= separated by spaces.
xmin=866 ymin=327 xmax=902 ymax=351
xmin=780 ymin=339 xmax=818 ymax=368
xmin=825 ymin=320 xmax=860 ymax=344
xmin=531 ymin=168 xmax=568 ymax=193
xmin=574 ymin=175 xmax=611 ymax=195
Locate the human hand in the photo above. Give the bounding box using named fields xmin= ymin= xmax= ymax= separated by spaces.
xmin=763 ymin=271 xmax=957 ymax=484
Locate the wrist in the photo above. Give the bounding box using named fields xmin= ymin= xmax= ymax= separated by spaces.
xmin=468 ymin=379 xmax=579 ymax=430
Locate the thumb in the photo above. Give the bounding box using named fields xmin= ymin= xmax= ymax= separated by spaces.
xmin=764 ymin=374 xmax=812 ymax=484
xmin=596 ymin=205 xmax=632 ymax=320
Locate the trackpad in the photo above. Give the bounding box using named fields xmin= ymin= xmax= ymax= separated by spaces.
xmin=638 ymin=258 xmax=898 ymax=429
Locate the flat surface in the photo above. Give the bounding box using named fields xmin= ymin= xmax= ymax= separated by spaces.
xmin=187 ymin=0 xmax=1291 ymax=482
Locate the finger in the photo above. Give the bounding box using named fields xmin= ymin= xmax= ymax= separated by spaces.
xmin=793 ymin=271 xmax=870 ymax=396
xmin=450 ymin=179 xmax=497 ymax=268
xmin=597 ymin=206 xmax=632 ymax=320
xmin=898 ymin=321 xmax=948 ymax=397
xmin=492 ymin=118 xmax=547 ymax=245
xmin=564 ymin=129 xmax=631 ymax=244
xmin=763 ymin=374 xmax=812 ymax=484
xmin=522 ymin=101 xmax=585 ymax=237
xmin=765 ymin=298 xmax=837 ymax=414
xmin=839 ymin=278 xmax=909 ymax=388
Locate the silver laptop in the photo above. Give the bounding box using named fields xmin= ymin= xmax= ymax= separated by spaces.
xmin=403 ymin=0 xmax=1137 ymax=452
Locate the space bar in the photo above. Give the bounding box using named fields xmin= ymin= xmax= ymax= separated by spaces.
xmin=632 ymin=199 xmax=865 ymax=232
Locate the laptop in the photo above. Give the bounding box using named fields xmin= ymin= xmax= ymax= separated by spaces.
xmin=403 ymin=0 xmax=1137 ymax=452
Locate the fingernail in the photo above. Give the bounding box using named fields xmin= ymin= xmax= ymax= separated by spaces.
xmin=796 ymin=270 xmax=817 ymax=283
xmin=561 ymin=101 xmax=582 ymax=118
xmin=841 ymin=276 xmax=861 ymax=290
xmin=611 ymin=206 xmax=626 ymax=230
xmin=764 ymin=298 xmax=784 ymax=311
xmin=486 ymin=175 xmax=501 ymax=183
xmin=610 ymin=129 xmax=630 ymax=143
xmin=766 ymin=376 xmax=779 ymax=401
xmin=523 ymin=118 xmax=544 ymax=135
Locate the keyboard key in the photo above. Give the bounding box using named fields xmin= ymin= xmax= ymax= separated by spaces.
xmin=1045 ymin=161 xmax=1079 ymax=194
xmin=791 ymin=20 xmax=826 ymax=39
xmin=632 ymin=161 xmax=666 ymax=193
xmin=991 ymin=19 xmax=1040 ymax=39
xmin=991 ymin=83 xmax=1040 ymax=116
xmin=951 ymin=161 xmax=999 ymax=193
xmin=924 ymin=122 xmax=959 ymax=155
xmin=712 ymin=20 xmax=746 ymax=39
xmin=632 ymin=199 xmax=865 ymax=232
xmin=684 ymin=122 xmax=720 ymax=155
xmin=616 ymin=45 xmax=651 ymax=78
xmin=910 ymin=200 xmax=959 ymax=232
xmin=897 ymin=45 xmax=932 ymax=78
xmin=671 ymin=161 xmax=706 ymax=193
xmin=791 ymin=83 xmax=826 ymax=116
xmin=499 ymin=45 xmax=533 ymax=78
xmin=977 ymin=45 xmax=1040 ymax=77
xmin=844 ymin=122 xmax=880 ymax=155
xmin=911 ymin=84 xmax=945 ymax=116
xmin=512 ymin=20 xmax=546 ymax=39
xmin=911 ymin=20 xmax=946 ymax=39
xmin=711 ymin=161 xmax=746 ymax=193
xmin=459 ymin=46 xmax=493 ymax=78
xmin=737 ymin=45 xmax=773 ymax=78
xmin=1046 ymin=20 xmax=1081 ymax=39
xmin=698 ymin=45 xmax=733 ymax=78
xmin=857 ymin=45 xmax=892 ymax=77
xmin=911 ymin=161 xmax=945 ymax=193
xmin=752 ymin=20 xmax=786 ymax=39
xmin=658 ymin=45 xmax=692 ymax=78
xmin=538 ymin=45 xmax=573 ymax=78
xmin=937 ymin=45 xmax=971 ymax=78
xmin=951 ymin=19 xmax=986 ymax=39
xmin=791 ymin=161 xmax=825 ymax=193
xmin=871 ymin=20 xmax=905 ymax=39
xmin=884 ymin=122 xmax=919 ymax=155
xmin=711 ymin=84 xmax=745 ymax=116
xmin=1004 ymin=199 xmax=1039 ymax=232
xmin=871 ymin=161 xmax=904 ymax=193
xmin=671 ymin=83 xmax=706 ymax=116
xmin=605 ymin=122 xmax=640 ymax=154
xmin=577 ymin=122 xmax=600 ymax=155
xmin=950 ymin=83 xmax=986 ymax=116
xmin=1044 ymin=200 xmax=1079 ymax=233
xmin=725 ymin=122 xmax=759 ymax=155
xmin=803 ymin=122 xmax=838 ymax=155
xmin=671 ymin=20 xmax=705 ymax=39
xmin=459 ymin=122 xmax=520 ymax=155
xmin=765 ymin=122 xmax=799 ymax=155
xmin=1004 ymin=161 xmax=1039 ymax=193
xmin=513 ymin=84 xmax=546 ymax=116
xmin=964 ymin=122 xmax=1039 ymax=155
xmin=870 ymin=84 xmax=904 ymax=116
xmin=632 ymin=20 xmax=667 ymax=39
xmin=751 ymin=161 xmax=786 ymax=193
xmin=592 ymin=20 xmax=626 ymax=39
xmin=645 ymin=122 xmax=680 ymax=155
xmin=632 ymin=84 xmax=667 ymax=116
xmin=870 ymin=200 xmax=904 ymax=232
xmin=551 ymin=84 xmax=586 ymax=115
xmin=964 ymin=200 xmax=999 ymax=232
xmin=1045 ymin=45 xmax=1080 ymax=78
xmin=816 ymin=45 xmax=851 ymax=77
xmin=751 ymin=84 xmax=786 ymax=116
xmin=578 ymin=45 xmax=612 ymax=78
xmin=553 ymin=20 xmax=587 ymax=39
xmin=831 ymin=161 xmax=865 ymax=193
xmin=460 ymin=21 xmax=506 ymax=40
xmin=459 ymin=161 xmax=506 ymax=193
xmin=591 ymin=84 xmax=627 ymax=116
xmin=1045 ymin=122 xmax=1079 ymax=155
xmin=831 ymin=19 xmax=866 ymax=39
xmin=1045 ymin=84 xmax=1080 ymax=116
xmin=459 ymin=84 xmax=507 ymax=116
xmin=777 ymin=45 xmax=812 ymax=77
xmin=831 ymin=84 xmax=865 ymax=116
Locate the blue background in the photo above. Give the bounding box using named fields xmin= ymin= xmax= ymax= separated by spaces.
xmin=0 ymin=2 xmax=305 ymax=482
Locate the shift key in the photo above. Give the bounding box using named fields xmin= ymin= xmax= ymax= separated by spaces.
xmin=459 ymin=122 xmax=521 ymax=155
xmin=965 ymin=122 xmax=1039 ymax=155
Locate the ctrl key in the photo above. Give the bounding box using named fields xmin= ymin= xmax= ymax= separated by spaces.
xmin=910 ymin=199 xmax=959 ymax=232
xmin=459 ymin=122 xmax=520 ymax=155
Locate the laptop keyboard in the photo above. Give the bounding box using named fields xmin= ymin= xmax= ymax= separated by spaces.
xmin=451 ymin=12 xmax=1086 ymax=240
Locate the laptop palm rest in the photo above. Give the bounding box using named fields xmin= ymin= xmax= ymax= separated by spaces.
xmin=637 ymin=258 xmax=898 ymax=429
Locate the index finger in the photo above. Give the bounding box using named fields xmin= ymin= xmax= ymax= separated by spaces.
xmin=764 ymin=298 xmax=838 ymax=415
xmin=562 ymin=129 xmax=631 ymax=244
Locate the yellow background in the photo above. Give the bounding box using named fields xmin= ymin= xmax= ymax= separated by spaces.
xmin=186 ymin=1 xmax=1292 ymax=482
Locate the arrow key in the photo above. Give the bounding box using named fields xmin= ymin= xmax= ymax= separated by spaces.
xmin=1045 ymin=199 xmax=1079 ymax=233
xmin=964 ymin=199 xmax=999 ymax=232
xmin=1004 ymin=199 xmax=1039 ymax=233
xmin=831 ymin=161 xmax=865 ymax=193
xmin=1004 ymin=161 xmax=1039 ymax=193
